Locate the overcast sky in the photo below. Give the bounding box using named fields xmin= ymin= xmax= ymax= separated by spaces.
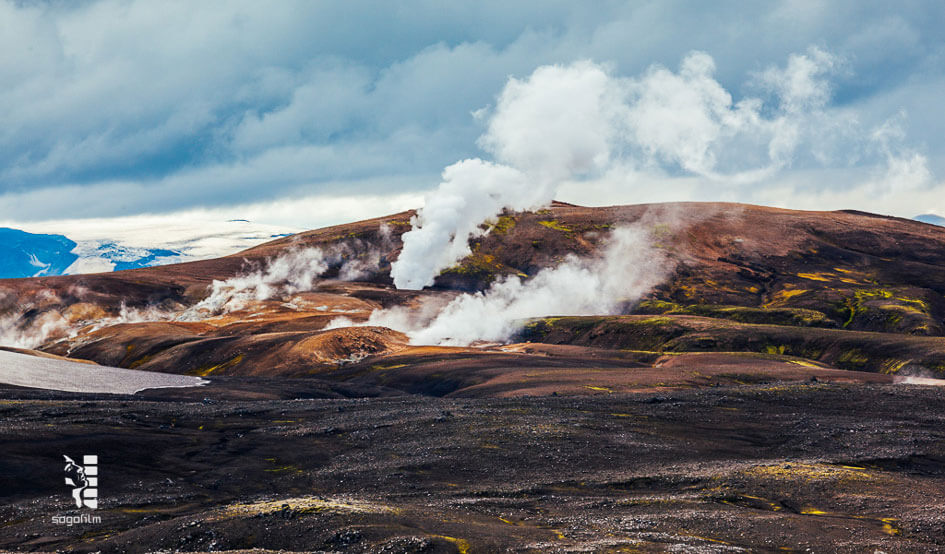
xmin=2 ymin=0 xmax=944 ymax=232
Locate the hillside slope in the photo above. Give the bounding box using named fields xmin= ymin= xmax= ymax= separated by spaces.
xmin=2 ymin=201 xmax=944 ymax=391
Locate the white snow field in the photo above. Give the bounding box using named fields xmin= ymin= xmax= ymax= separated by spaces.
xmin=0 ymin=349 xmax=206 ymax=394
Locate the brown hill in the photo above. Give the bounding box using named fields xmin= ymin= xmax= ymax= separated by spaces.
xmin=2 ymin=201 xmax=945 ymax=393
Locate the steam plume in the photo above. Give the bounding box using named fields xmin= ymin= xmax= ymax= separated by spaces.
xmin=391 ymin=61 xmax=618 ymax=290
xmin=0 ymin=309 xmax=69 ymax=350
xmin=183 ymin=226 xmax=392 ymax=317
xmin=184 ymin=247 xmax=331 ymax=316
xmin=0 ymin=227 xmax=394 ymax=348
xmin=0 ymin=300 xmax=183 ymax=350
xmin=341 ymin=225 xmax=669 ymax=346
xmin=391 ymin=49 xmax=843 ymax=290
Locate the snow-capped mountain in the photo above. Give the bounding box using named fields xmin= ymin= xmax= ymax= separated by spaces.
xmin=915 ymin=214 xmax=945 ymax=227
xmin=0 ymin=228 xmax=79 ymax=278
xmin=0 ymin=219 xmax=298 ymax=279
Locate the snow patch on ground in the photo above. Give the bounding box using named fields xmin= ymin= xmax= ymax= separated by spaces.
xmin=0 ymin=349 xmax=207 ymax=394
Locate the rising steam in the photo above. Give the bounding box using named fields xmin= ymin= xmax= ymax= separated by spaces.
xmin=0 ymin=228 xmax=394 ymax=348
xmin=391 ymin=47 xmax=923 ymax=290
xmin=0 ymin=300 xmax=173 ymax=350
xmin=183 ymin=226 xmax=392 ymax=318
xmin=183 ymin=247 xmax=331 ymax=316
xmin=0 ymin=309 xmax=68 ymax=350
xmin=337 ymin=225 xmax=670 ymax=346
xmin=391 ymin=61 xmax=619 ymax=290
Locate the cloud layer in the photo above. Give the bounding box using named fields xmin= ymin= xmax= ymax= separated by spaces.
xmin=1 ymin=1 xmax=943 ymax=229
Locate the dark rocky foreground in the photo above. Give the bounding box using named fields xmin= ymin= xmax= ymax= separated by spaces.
xmin=1 ymin=381 xmax=944 ymax=553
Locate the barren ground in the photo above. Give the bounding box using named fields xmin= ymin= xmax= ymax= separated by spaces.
xmin=1 ymin=381 xmax=944 ymax=553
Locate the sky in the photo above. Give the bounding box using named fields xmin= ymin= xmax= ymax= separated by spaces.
xmin=2 ymin=0 xmax=944 ymax=241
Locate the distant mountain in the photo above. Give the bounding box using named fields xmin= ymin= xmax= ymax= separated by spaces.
xmin=65 ymin=241 xmax=184 ymax=274
xmin=0 ymin=219 xmax=301 ymax=277
xmin=915 ymin=214 xmax=945 ymax=226
xmin=0 ymin=228 xmax=78 ymax=278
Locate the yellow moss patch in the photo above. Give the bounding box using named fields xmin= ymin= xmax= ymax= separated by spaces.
xmin=796 ymin=508 xmax=902 ymax=535
xmin=742 ymin=463 xmax=873 ymax=482
xmin=191 ymin=354 xmax=244 ymax=377
xmin=800 ymin=508 xmax=829 ymax=515
xmin=882 ymin=359 xmax=910 ymax=374
xmin=128 ymin=355 xmax=153 ymax=369
xmin=882 ymin=518 xmax=902 ymax=536
xmin=264 ymin=465 xmax=303 ymax=474
xmin=636 ymin=317 xmax=676 ymax=326
xmin=222 ymin=496 xmax=395 ymax=518
xmin=538 ymin=219 xmax=573 ymax=232
xmin=797 ymin=272 xmax=834 ymax=282
xmin=767 ymin=288 xmax=807 ymax=305
xmin=114 ymin=504 xmax=194 ymax=515
xmin=837 ymin=349 xmax=869 ymax=365
xmin=371 ymin=363 xmax=407 ymax=371
xmin=676 ymin=532 xmax=732 ymax=545
xmin=433 ymin=535 xmax=472 ymax=554
xmin=895 ymin=296 xmax=930 ymax=310
xmin=441 ymin=251 xmax=503 ymax=280
xmin=488 ymin=215 xmax=517 ymax=235
xmin=879 ymin=303 xmax=924 ymax=315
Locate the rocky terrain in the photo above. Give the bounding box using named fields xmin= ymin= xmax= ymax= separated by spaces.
xmin=0 ymin=201 xmax=944 ymax=552
xmin=1 ymin=382 xmax=944 ymax=552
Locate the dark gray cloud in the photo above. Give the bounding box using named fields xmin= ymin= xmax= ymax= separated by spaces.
xmin=1 ymin=0 xmax=943 ymax=222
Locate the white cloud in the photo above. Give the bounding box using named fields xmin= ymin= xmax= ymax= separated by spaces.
xmin=0 ymin=0 xmax=941 ymax=227
xmin=393 ymin=46 xmax=926 ymax=290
